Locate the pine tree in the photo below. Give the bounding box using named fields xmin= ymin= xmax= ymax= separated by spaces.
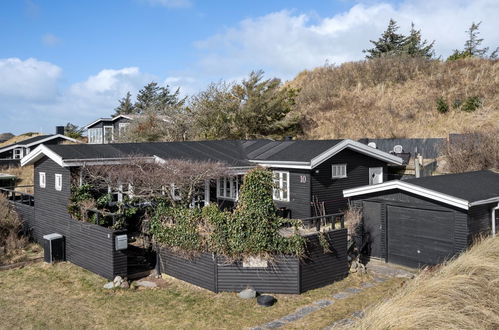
xmin=402 ymin=23 xmax=435 ymax=58
xmin=363 ymin=19 xmax=406 ymax=59
xmin=464 ymin=22 xmax=488 ymax=57
xmin=135 ymin=82 xmax=162 ymax=114
xmin=134 ymin=82 xmax=186 ymax=114
xmin=113 ymin=92 xmax=136 ymax=116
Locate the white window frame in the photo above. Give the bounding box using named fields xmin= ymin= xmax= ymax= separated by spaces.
xmin=88 ymin=128 xmax=103 ymax=144
xmin=103 ymin=126 xmax=114 ymax=144
xmin=118 ymin=122 xmax=129 ymax=137
xmin=217 ymin=177 xmax=239 ymax=200
xmin=39 ymin=172 xmax=46 ymax=188
xmin=332 ymin=164 xmax=347 ymax=179
xmin=55 ymin=174 xmax=62 ymax=191
xmin=13 ymin=148 xmax=23 ymax=159
xmin=273 ymin=171 xmax=290 ymax=202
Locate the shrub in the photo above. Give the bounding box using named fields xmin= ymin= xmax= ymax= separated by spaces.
xmin=0 ymin=194 xmax=27 ymax=257
xmin=440 ymin=128 xmax=499 ymax=173
xmin=344 ymin=206 xmax=363 ymax=236
xmin=461 ymin=96 xmax=482 ymax=112
xmin=435 ymin=97 xmax=449 ymax=114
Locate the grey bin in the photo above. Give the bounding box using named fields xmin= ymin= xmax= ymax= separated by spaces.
xmin=43 ymin=233 xmax=65 ymax=263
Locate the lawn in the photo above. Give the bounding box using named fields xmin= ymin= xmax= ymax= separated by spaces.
xmin=0 ymin=262 xmax=406 ymax=329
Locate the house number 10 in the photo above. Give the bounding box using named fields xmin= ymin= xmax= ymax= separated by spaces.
xmin=300 ymin=175 xmax=307 ymax=183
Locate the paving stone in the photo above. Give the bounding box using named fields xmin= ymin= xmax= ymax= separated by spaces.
xmin=373 ymin=277 xmax=387 ymax=283
xmin=324 ymin=318 xmax=355 ymax=329
xmin=264 ymin=320 xmax=286 ymax=329
xmin=314 ymin=299 xmax=334 ymax=307
xmin=361 ymin=282 xmax=375 ymax=288
xmin=344 ymin=287 xmax=362 ymax=294
xmin=332 ymin=292 xmax=351 ymax=299
xmin=352 ymin=310 xmax=365 ymax=319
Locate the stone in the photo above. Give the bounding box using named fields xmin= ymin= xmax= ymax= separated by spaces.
xmin=332 ymin=292 xmax=351 ymax=299
xmin=103 ymin=282 xmax=114 ymax=289
xmin=352 ymin=310 xmax=365 ymax=319
xmin=120 ymin=281 xmax=130 ymax=289
xmin=263 ymin=320 xmax=285 ymax=328
xmin=345 ymin=287 xmax=362 ymax=294
xmin=135 ymin=280 xmax=157 ymax=288
xmin=373 ymin=277 xmax=387 ymax=283
xmin=238 ymin=288 xmax=257 ymax=299
xmin=361 ymin=282 xmax=375 ymax=288
xmin=257 ymin=295 xmax=277 ymax=307
xmin=314 ymin=299 xmax=334 ymax=307
xmin=113 ymin=276 xmax=123 ymax=286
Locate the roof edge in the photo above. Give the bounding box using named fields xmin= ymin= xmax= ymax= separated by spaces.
xmin=343 ymin=180 xmax=470 ymax=210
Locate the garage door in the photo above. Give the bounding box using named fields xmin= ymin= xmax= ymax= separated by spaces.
xmin=387 ymin=205 xmax=455 ymax=268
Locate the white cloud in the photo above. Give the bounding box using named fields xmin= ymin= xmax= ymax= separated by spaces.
xmin=140 ymin=0 xmax=191 ymax=8
xmin=42 ymin=33 xmax=61 ymax=46
xmin=0 ymin=57 xmax=62 ymax=101
xmin=194 ymin=0 xmax=499 ymax=80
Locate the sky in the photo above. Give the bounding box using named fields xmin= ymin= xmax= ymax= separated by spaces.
xmin=0 ymin=0 xmax=498 ymax=134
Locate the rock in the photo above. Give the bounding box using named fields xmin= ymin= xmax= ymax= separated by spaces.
xmin=103 ymin=282 xmax=114 ymax=289
xmin=113 ymin=276 xmax=123 ymax=286
xmin=238 ymin=288 xmax=257 ymax=299
xmin=332 ymin=292 xmax=351 ymax=299
xmin=257 ymin=295 xmax=277 ymax=307
xmin=120 ymin=281 xmax=130 ymax=289
xmin=135 ymin=280 xmax=157 ymax=288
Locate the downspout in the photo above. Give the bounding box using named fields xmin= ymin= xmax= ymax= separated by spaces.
xmin=492 ymin=203 xmax=499 ymax=237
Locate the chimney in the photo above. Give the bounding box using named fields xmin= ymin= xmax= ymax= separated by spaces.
xmin=56 ymin=126 xmax=65 ymax=135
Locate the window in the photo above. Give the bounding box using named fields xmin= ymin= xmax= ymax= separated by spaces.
xmin=103 ymin=126 xmax=114 ymax=144
xmin=88 ymin=128 xmax=103 ymax=144
xmin=273 ymin=171 xmax=289 ymax=201
xmin=55 ymin=174 xmax=62 ymax=191
xmin=118 ymin=123 xmax=129 ymax=137
xmin=217 ymin=177 xmax=239 ymax=200
xmin=13 ymin=148 xmax=23 ymax=159
xmin=39 ymin=172 xmax=46 ymax=188
xmin=332 ymin=164 xmax=347 ymax=179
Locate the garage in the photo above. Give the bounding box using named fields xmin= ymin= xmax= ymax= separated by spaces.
xmin=344 ymin=170 xmax=499 ymax=268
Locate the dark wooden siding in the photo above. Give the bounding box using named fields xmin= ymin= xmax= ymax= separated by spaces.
xmin=157 ymin=230 xmax=348 ymax=294
xmin=300 ymin=229 xmax=348 ymax=292
xmin=32 ymin=157 xmax=127 ymax=279
xmin=311 ymin=149 xmax=387 ymax=214
xmin=112 ymin=117 xmax=131 ymax=140
xmin=273 ymin=169 xmax=311 ymax=219
xmin=12 ymin=202 xmax=35 ymax=236
xmin=468 ymin=204 xmax=492 ymax=242
xmin=217 ymin=255 xmax=299 ymax=294
xmin=351 ymin=190 xmax=469 ymax=262
xmin=158 ymin=249 xmax=217 ymax=292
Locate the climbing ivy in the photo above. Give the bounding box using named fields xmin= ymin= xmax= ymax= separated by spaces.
xmin=149 ymin=168 xmax=306 ymax=258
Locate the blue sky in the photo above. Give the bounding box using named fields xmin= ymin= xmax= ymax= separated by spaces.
xmin=1 ymin=0 xmax=498 ymax=134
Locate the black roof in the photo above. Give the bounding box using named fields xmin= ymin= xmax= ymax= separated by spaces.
xmin=361 ymin=138 xmax=444 ymax=159
xmin=0 ymin=135 xmax=54 ymax=151
xmin=404 ymin=170 xmax=499 ymax=203
xmin=45 ymin=139 xmax=349 ymax=166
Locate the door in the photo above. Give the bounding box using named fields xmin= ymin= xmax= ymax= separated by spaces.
xmin=369 ymin=167 xmax=383 ymax=185
xmin=362 ymin=201 xmax=382 ymax=258
xmin=387 ymin=205 xmax=455 ymax=268
xmin=103 ymin=126 xmax=113 ymax=144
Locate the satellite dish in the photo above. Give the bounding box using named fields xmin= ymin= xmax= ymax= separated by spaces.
xmin=393 ymin=145 xmax=403 ymax=154
xmin=368 ymin=142 xmax=377 ymax=149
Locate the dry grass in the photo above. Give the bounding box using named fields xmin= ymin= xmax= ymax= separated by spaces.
xmin=0 ymin=194 xmax=29 ymax=263
xmin=1 ymin=166 xmax=34 ymax=193
xmin=290 ymin=57 xmax=499 ymax=139
xmin=0 ymin=261 xmax=405 ymax=329
xmin=439 ymin=128 xmax=499 ymax=173
xmin=354 ymin=236 xmax=499 ymax=330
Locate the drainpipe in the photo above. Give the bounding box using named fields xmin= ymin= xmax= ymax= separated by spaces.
xmin=492 ymin=203 xmax=499 ymax=237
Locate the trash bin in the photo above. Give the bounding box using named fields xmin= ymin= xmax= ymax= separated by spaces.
xmin=43 ymin=233 xmax=65 ymax=263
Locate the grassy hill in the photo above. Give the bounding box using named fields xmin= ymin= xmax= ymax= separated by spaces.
xmin=290 ymin=57 xmax=499 ymax=139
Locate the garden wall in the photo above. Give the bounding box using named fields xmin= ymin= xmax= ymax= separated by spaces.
xmin=158 ymin=228 xmax=348 ymax=294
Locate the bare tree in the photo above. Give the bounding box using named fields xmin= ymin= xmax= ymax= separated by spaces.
xmin=80 ymin=157 xmax=228 ymax=207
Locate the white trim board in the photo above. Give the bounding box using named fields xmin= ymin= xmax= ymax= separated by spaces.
xmin=343 ymin=180 xmax=471 ymax=210
xmin=0 ymin=134 xmax=80 ymax=154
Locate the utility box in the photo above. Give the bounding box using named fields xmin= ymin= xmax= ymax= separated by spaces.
xmin=43 ymin=233 xmax=65 ymax=263
xmin=115 ymin=234 xmax=128 ymax=251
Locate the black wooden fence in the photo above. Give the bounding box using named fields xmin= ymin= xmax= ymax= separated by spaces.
xmin=158 ymin=229 xmax=348 ymax=294
xmin=5 ymin=191 xmax=127 ymax=280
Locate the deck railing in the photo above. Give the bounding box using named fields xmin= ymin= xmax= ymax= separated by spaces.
xmin=0 ymin=187 xmax=35 ymax=206
xmin=300 ymin=212 xmax=344 ymax=231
